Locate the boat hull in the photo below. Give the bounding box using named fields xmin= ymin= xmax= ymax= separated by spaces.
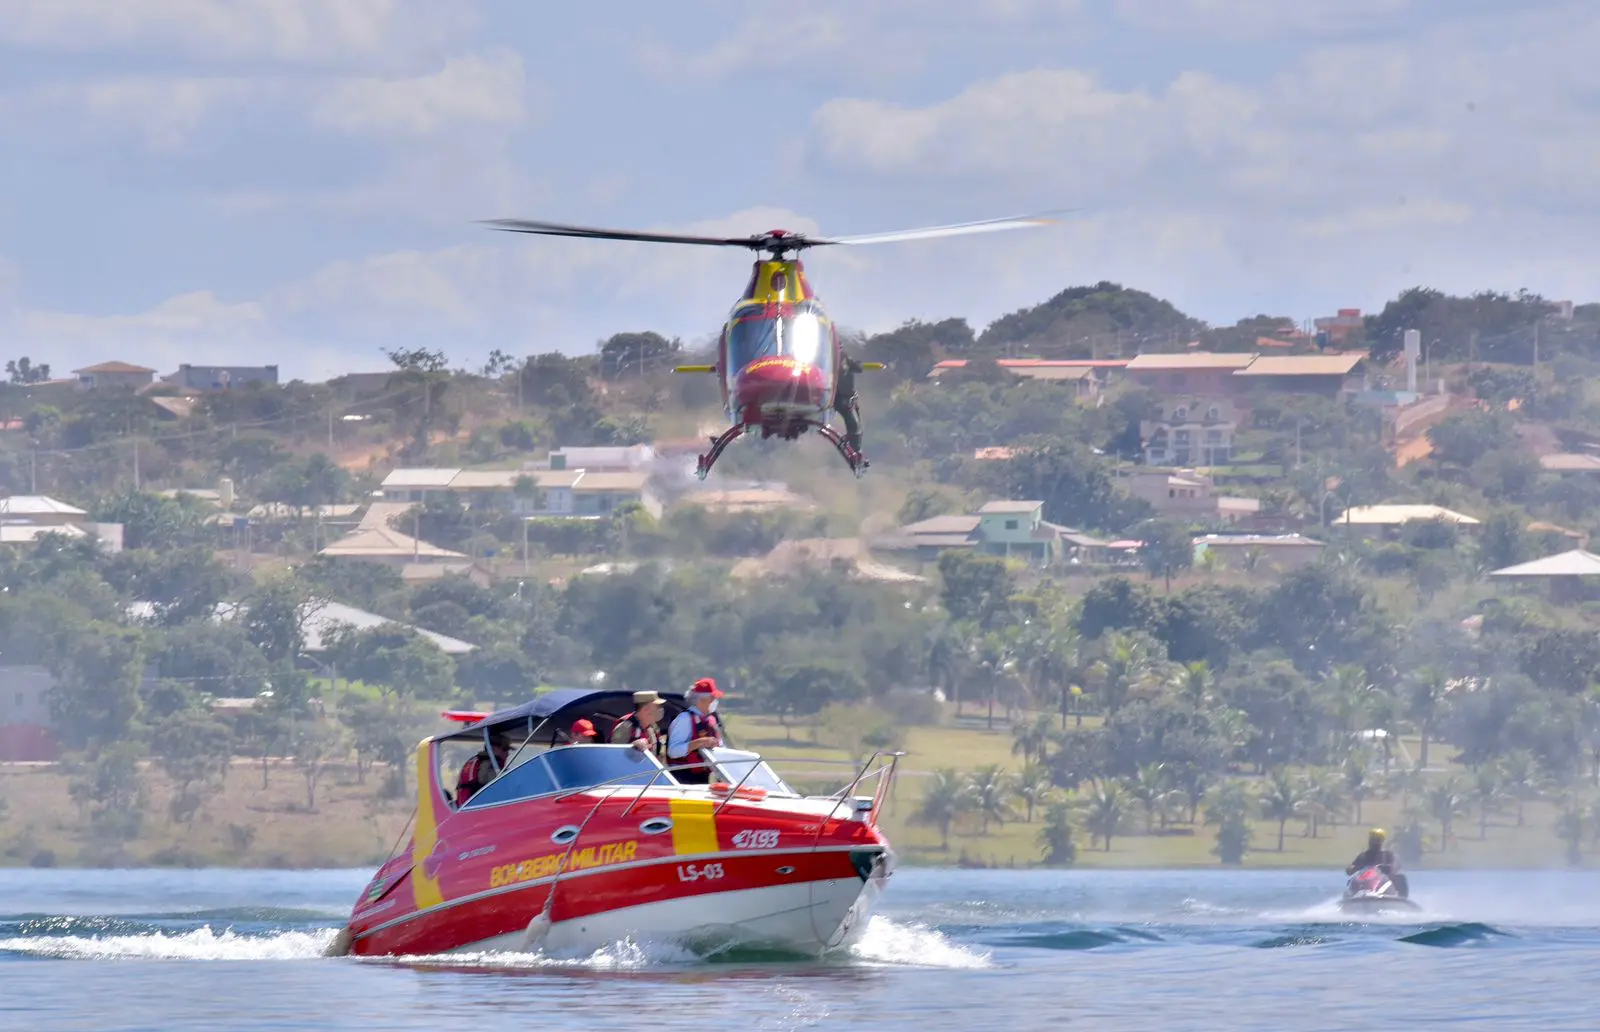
xmin=349 ymin=845 xmax=891 ymax=958
xmin=1337 ymin=893 xmax=1419 ymax=913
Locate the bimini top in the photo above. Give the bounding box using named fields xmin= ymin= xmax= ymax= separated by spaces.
xmin=439 ymin=687 xmax=692 ymax=746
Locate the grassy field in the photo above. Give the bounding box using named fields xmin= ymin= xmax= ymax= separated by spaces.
xmin=0 ymin=710 xmax=1589 ymax=870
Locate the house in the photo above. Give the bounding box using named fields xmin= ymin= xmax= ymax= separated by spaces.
xmin=873 ymin=500 xmax=1111 ymax=565
xmin=72 ymin=361 xmax=157 ymax=390
xmin=401 ymin=561 xmax=495 ymax=588
xmin=1539 ymin=453 xmax=1600 ymax=473
xmin=1313 ymin=308 xmax=1364 ymax=347
xmin=1336 ymin=504 xmax=1481 ymax=534
xmin=1122 ymin=352 xmax=1256 ymax=396
xmin=128 ymin=598 xmax=477 ymax=655
xmin=316 ymin=524 xmax=469 ymax=566
xmin=674 ymin=487 xmax=818 ymax=513
xmin=1488 ymin=548 xmax=1600 ymax=603
xmin=1114 ymin=469 xmax=1261 ymax=526
xmin=1194 ymin=533 xmax=1326 ymax=571
xmin=1141 ymin=397 xmax=1243 ymax=466
xmin=165 ymin=364 xmax=279 ymax=390
xmin=0 ymin=495 xmax=124 ymax=552
xmin=0 ymin=665 xmax=60 ymax=761
xmin=377 ymin=467 xmax=663 ymax=520
xmin=1232 ymin=353 xmax=1369 ymax=396
xmin=929 ymin=359 xmax=1128 ymax=398
xmin=546 ymin=445 xmax=656 ymax=472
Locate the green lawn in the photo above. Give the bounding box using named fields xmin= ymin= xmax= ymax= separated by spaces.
xmin=733 ymin=712 xmax=1590 ymax=871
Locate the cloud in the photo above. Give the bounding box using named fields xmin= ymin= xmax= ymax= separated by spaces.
xmin=806 ymin=5 xmax=1600 ymax=215
xmin=1111 ymin=0 xmax=1411 ymax=38
xmin=0 ymin=0 xmax=476 ymax=70
xmin=634 ymin=0 xmax=1088 ymax=84
xmin=308 ymin=49 xmax=532 ymax=138
xmin=2 ymin=76 xmax=281 ymax=151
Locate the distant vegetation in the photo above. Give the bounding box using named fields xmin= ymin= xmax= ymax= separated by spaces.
xmin=1 ymin=282 xmax=1599 ymax=869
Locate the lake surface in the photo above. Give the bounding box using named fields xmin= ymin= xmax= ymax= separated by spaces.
xmin=3 ymin=866 xmax=1597 ymax=1030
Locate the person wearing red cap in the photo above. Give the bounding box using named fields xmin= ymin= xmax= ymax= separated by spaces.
xmin=666 ymin=678 xmax=724 ymax=784
xmin=568 ymin=718 xmax=598 ymax=744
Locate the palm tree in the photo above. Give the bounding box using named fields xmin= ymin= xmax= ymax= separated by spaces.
xmin=1258 ymin=769 xmax=1305 ymax=852
xmin=1554 ymin=797 xmax=1587 ymax=866
xmin=1427 ymin=776 xmax=1468 ymax=850
xmin=1471 ymin=765 xmax=1509 ymax=839
xmin=1495 ymin=751 xmax=1537 ymax=826
xmin=1343 ymin=757 xmax=1369 ymax=823
xmin=913 ymin=768 xmax=973 ymax=850
xmin=1038 ymin=800 xmax=1079 ymax=866
xmin=1405 ymin=666 xmax=1450 ymax=770
xmin=1014 ymin=760 xmax=1054 ymax=823
xmin=1300 ymin=769 xmax=1347 ymax=839
xmin=1082 ymin=782 xmax=1126 ymax=851
xmin=1127 ymin=763 xmax=1178 ymax=833
xmin=1175 ymin=661 xmax=1211 ymax=708
xmin=967 ymin=765 xmax=1015 ymax=833
xmin=1010 ymin=714 xmax=1053 ymax=766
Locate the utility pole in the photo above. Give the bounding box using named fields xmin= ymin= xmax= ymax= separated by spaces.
xmin=327 ymin=405 xmax=335 ymax=451
xmin=29 ymin=449 xmax=35 ymax=493
xmin=133 ymin=439 xmax=140 ymax=490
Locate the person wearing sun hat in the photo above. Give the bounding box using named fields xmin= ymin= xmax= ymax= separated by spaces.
xmin=666 ymin=678 xmax=725 ymax=784
xmin=610 ymin=689 xmax=666 ymax=757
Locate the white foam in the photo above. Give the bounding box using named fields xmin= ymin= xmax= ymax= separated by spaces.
xmin=0 ymin=927 xmax=336 ymax=961
xmin=846 ymin=915 xmax=992 ymax=969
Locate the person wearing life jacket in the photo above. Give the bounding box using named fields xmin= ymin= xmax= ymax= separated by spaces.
xmin=609 ymin=690 xmax=665 ymax=758
xmin=454 ymin=731 xmax=511 ymax=807
xmin=1346 ymin=827 xmax=1408 ymax=898
xmin=666 ymin=678 xmax=724 ymax=784
xmin=567 ymin=718 xmax=598 ymax=744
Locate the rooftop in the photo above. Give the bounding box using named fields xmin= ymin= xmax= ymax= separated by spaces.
xmin=1233 ymin=353 xmax=1367 ymax=377
xmin=0 ymin=495 xmax=87 ymax=516
xmin=72 ymin=361 xmax=157 ymax=375
xmin=1124 ymin=351 xmax=1257 ymax=371
xmin=1195 ymin=533 xmax=1324 ymax=547
xmin=900 ymin=515 xmax=982 ymax=536
xmin=1488 ymin=549 xmax=1600 ymax=578
xmin=571 ymin=471 xmax=651 ymax=492
xmin=380 ymin=467 xmax=462 ymax=489
xmin=1337 ymin=504 xmax=1481 ymax=526
xmin=978 ymin=500 xmax=1044 ymax=515
xmin=317 ymin=525 xmax=467 ymax=560
xmin=1539 ymin=453 xmax=1600 ymax=472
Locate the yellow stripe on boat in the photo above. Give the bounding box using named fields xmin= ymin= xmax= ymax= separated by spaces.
xmin=668 ymin=797 xmax=718 ymax=855
xmin=411 ymin=740 xmax=445 ymax=910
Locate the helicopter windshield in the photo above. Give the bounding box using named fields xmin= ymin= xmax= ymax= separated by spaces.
xmin=726 ymin=303 xmax=836 ymax=377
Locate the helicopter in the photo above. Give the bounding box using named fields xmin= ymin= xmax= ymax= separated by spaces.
xmin=482 ymin=212 xmax=1061 ymax=479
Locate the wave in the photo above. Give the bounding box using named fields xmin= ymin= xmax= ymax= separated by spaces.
xmin=0 ymin=913 xmax=989 ymax=971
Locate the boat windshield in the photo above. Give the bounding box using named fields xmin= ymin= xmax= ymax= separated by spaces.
xmin=725 ymin=302 xmax=835 ymax=377
xmin=543 ymin=743 xmax=667 ymax=791
xmin=705 ymin=747 xmax=800 ymax=798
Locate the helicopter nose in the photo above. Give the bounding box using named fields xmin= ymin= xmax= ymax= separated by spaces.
xmin=734 ymin=357 xmax=828 ymax=412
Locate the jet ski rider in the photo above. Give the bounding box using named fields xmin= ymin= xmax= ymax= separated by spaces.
xmin=1346 ymin=828 xmax=1408 ymax=898
xmin=666 ymin=678 xmax=725 ymax=784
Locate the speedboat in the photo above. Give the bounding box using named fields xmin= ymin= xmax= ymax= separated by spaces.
xmin=1337 ymin=866 xmax=1419 ymax=913
xmin=326 ymin=688 xmax=899 ymax=959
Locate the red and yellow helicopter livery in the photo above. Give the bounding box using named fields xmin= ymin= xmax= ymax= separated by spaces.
xmin=482 ymin=212 xmax=1060 ymax=478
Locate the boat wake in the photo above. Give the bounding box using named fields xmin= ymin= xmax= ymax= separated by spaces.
xmin=0 ymin=913 xmax=989 ymax=970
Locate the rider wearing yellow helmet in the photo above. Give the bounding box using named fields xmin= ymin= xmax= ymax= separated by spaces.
xmin=1346 ymin=828 xmax=1408 ymax=898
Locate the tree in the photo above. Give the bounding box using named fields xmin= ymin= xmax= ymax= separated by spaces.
xmin=6 ymin=356 xmax=50 ymax=384
xmin=1082 ymin=782 xmax=1126 ymax=851
xmin=1258 ymin=769 xmax=1304 ymax=852
xmin=291 ymin=718 xmax=346 ymax=811
xmin=936 ymin=551 xmax=1013 ymax=629
xmin=241 ymin=577 xmax=310 ymax=667
xmin=600 ymin=331 xmax=680 ymax=379
xmin=1204 ymin=780 xmax=1254 ymax=864
xmin=1135 ymin=518 xmax=1193 ymax=592
xmin=45 ymin=621 xmax=145 ymax=754
xmin=914 ymin=769 xmax=972 ymax=850
xmin=1038 ymin=800 xmax=1079 ymax=866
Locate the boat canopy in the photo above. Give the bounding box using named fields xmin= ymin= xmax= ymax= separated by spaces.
xmin=437 ymin=687 xmax=698 ymax=747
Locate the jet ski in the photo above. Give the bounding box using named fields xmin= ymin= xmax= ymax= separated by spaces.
xmin=1338 ymin=865 xmax=1419 ymax=912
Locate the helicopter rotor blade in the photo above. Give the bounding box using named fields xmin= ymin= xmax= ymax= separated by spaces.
xmin=480 ymin=218 xmax=766 ymax=249
xmin=816 ymin=211 xmax=1070 ymax=247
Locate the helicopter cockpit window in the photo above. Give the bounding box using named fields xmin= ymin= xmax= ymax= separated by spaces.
xmin=726 ymin=302 xmax=836 ymax=376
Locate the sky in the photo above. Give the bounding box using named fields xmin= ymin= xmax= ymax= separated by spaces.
xmin=1 ymin=0 xmax=1597 ymax=381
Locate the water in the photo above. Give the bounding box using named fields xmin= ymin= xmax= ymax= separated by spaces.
xmin=3 ymin=867 xmax=1597 ymax=1030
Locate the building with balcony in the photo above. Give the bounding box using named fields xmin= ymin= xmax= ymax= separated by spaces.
xmin=1141 ymin=397 xmax=1241 ymax=466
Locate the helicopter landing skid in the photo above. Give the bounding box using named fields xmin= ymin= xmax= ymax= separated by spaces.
xmin=695 ymin=424 xmax=750 ymax=481
xmin=814 ymin=423 xmax=870 ymax=478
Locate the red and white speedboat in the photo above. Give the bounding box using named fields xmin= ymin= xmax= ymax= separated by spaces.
xmin=328 ymin=688 xmax=899 ymax=958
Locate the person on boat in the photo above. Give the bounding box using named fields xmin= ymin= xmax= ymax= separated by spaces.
xmin=1346 ymin=828 xmax=1408 ymax=898
xmin=568 ymin=718 xmax=598 ymax=744
xmin=666 ymin=678 xmax=725 ymax=784
xmin=454 ymin=731 xmax=512 ymax=807
xmin=610 ymin=690 xmax=665 ymax=757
